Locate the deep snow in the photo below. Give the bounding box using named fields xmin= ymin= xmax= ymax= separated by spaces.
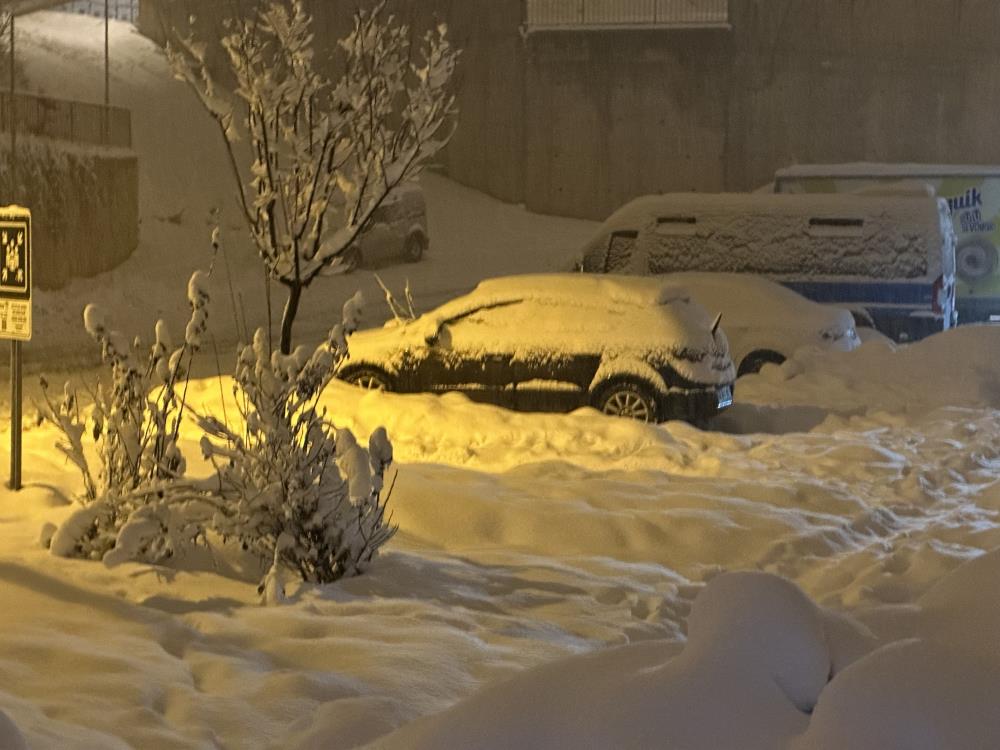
xmin=0 ymin=10 xmax=997 ymax=750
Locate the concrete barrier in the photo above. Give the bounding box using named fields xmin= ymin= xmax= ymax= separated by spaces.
xmin=0 ymin=136 xmax=138 ymax=290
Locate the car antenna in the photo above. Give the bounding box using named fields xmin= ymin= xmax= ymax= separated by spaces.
xmin=711 ymin=312 xmax=723 ymax=337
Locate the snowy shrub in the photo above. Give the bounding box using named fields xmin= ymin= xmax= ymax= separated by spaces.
xmin=168 ymin=0 xmax=458 ymax=353
xmin=196 ymin=291 xmax=396 ymax=587
xmin=39 ymin=254 xmax=394 ymax=593
xmin=38 ymin=270 xmax=212 ymax=562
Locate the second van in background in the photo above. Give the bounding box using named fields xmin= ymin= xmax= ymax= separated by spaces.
xmin=578 ymin=192 xmax=956 ymax=342
xmin=775 ymin=163 xmax=1000 ymax=324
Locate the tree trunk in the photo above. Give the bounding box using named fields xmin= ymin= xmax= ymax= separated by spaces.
xmin=279 ymin=282 xmax=303 ymax=355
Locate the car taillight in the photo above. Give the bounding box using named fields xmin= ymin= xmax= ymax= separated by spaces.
xmin=932 ymin=275 xmax=944 ymax=315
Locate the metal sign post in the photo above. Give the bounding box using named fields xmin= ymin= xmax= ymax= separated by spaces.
xmin=0 ymin=207 xmax=31 ymax=491
xmin=4 ymin=13 xmax=28 ymax=492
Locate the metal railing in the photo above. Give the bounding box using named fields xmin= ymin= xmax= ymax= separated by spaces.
xmin=526 ymin=0 xmax=729 ymax=28
xmin=0 ymin=90 xmax=132 ymax=148
xmin=56 ymin=0 xmax=138 ymax=23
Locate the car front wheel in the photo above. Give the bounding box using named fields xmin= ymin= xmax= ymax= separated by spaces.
xmin=342 ymin=368 xmax=392 ymax=391
xmin=594 ymin=381 xmax=658 ymax=423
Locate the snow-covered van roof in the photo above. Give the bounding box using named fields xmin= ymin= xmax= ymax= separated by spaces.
xmin=580 ymin=192 xmax=954 ymax=281
xmin=776 ymin=162 xmax=1000 ymax=179
xmin=596 ymin=192 xmax=945 ymax=229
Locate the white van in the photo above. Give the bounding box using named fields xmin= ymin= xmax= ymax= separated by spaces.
xmin=774 ymin=163 xmax=1000 ymax=323
xmin=578 ymin=192 xmax=956 ymax=342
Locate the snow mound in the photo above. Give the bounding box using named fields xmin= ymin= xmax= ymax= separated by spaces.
xmin=683 ymin=572 xmax=830 ymax=713
xmin=801 ymin=546 xmax=1000 ymax=750
xmin=363 ymin=557 xmax=1000 ymax=750
xmin=723 ymin=324 xmax=1000 ymax=428
xmin=795 ymin=640 xmax=1000 ymax=750
xmin=360 ymin=573 xmax=830 ymax=750
xmin=363 ymin=573 xmax=830 ymax=749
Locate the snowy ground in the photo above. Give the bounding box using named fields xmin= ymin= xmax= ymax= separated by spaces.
xmin=0 ymin=11 xmax=997 ymax=750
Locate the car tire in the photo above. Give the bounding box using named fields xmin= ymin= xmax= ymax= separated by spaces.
xmin=737 ymin=349 xmax=786 ymax=377
xmin=593 ymin=380 xmax=658 ymax=423
xmin=403 ymin=233 xmax=426 ymax=263
xmin=342 ymin=246 xmax=362 ymax=273
xmin=341 ymin=367 xmax=393 ymax=391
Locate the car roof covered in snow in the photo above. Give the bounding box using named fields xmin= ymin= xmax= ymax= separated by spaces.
xmin=465 ymin=273 xmax=690 ymax=310
xmin=776 ymin=162 xmax=1000 ymax=179
xmin=656 ymin=272 xmax=853 ymax=329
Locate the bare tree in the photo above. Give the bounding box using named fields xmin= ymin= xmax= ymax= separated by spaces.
xmin=168 ymin=0 xmax=458 ymax=353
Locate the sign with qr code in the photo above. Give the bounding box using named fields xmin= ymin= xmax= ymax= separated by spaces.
xmin=0 ymin=206 xmax=31 ymax=341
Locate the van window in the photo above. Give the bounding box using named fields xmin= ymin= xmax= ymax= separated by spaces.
xmin=655 ymin=216 xmax=699 ymax=237
xmin=808 ymin=217 xmax=865 ymax=237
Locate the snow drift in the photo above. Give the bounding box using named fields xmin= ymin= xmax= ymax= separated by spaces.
xmin=0 ymin=10 xmax=998 ymax=750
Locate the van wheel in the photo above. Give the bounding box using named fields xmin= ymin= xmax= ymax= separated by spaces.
xmin=342 ymin=246 xmax=362 ymax=273
xmin=956 ymin=241 xmax=998 ymax=282
xmin=594 ymin=380 xmax=658 ymax=423
xmin=738 ymin=350 xmax=786 ymax=377
xmin=403 ymin=234 xmax=426 ymax=263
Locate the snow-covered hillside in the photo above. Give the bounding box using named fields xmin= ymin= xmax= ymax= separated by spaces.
xmin=18 ymin=11 xmax=595 ymax=371
xmin=0 ymin=10 xmax=997 ymax=750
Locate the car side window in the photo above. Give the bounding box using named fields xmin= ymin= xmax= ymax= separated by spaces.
xmin=443 ymin=301 xmax=523 ymax=351
xmin=445 ymin=300 xmax=522 ymax=327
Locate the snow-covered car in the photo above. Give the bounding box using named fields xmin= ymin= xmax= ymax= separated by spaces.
xmin=342 ymin=182 xmax=429 ymax=271
xmin=657 ymin=272 xmax=860 ymax=376
xmin=336 ymin=274 xmax=736 ymax=423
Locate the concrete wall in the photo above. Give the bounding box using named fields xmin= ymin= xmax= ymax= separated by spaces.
xmin=524 ymin=27 xmax=732 ymax=218
xmin=140 ymin=0 xmax=1000 ymax=220
xmin=0 ymin=139 xmax=139 ymax=290
xmin=522 ymin=0 xmax=1000 ymax=219
xmin=725 ymin=0 xmax=1000 ymax=192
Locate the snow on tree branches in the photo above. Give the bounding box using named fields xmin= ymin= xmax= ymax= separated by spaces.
xmin=38 ymin=270 xmax=212 ymax=563
xmin=167 ymin=0 xmax=459 ymax=354
xmin=39 ymin=266 xmax=395 ymax=595
xmin=196 ymin=293 xmax=395 ymax=588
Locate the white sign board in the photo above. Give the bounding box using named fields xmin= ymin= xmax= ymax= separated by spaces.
xmin=0 ymin=206 xmax=31 ymax=341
